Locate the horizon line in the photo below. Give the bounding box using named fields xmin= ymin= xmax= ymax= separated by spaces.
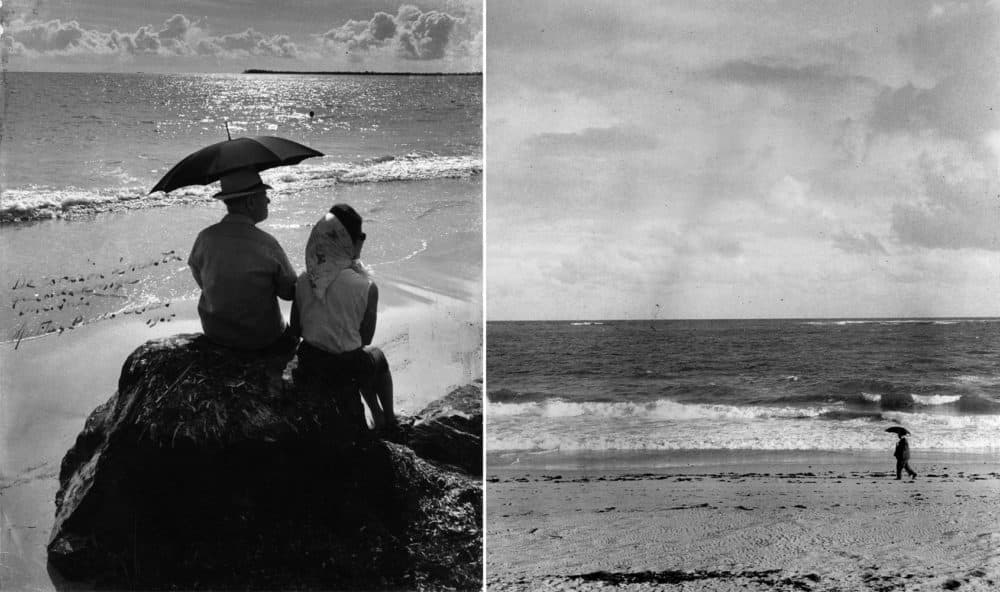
xmin=4 ymin=69 xmax=483 ymax=76
xmin=243 ymin=69 xmax=482 ymax=76
xmin=487 ymin=316 xmax=1000 ymax=322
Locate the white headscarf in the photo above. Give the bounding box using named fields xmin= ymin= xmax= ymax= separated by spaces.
xmin=305 ymin=213 xmax=368 ymax=298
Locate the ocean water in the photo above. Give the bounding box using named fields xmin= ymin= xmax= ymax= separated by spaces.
xmin=487 ymin=320 xmax=1000 ymax=455
xmin=0 ymin=72 xmax=481 ymax=344
xmin=2 ymin=72 xmax=480 ymax=217
xmin=0 ymin=72 xmax=481 ymax=590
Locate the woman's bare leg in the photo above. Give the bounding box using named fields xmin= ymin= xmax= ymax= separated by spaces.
xmin=361 ymin=347 xmax=394 ymax=429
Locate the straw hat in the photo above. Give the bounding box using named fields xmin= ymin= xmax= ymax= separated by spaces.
xmin=213 ymin=168 xmax=272 ymax=200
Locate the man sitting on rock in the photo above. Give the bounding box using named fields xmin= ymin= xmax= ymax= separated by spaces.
xmin=188 ymin=168 xmax=298 ymax=356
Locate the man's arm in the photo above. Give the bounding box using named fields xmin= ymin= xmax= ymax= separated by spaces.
xmin=188 ymin=241 xmax=203 ymax=288
xmin=274 ymin=247 xmax=297 ymax=301
xmin=360 ymin=283 xmax=378 ymax=346
xmin=289 ymin=298 xmax=302 ymax=339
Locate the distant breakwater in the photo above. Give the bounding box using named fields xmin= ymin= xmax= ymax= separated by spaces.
xmin=242 ymin=69 xmax=481 ymax=76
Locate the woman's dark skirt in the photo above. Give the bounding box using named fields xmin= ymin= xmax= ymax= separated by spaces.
xmin=295 ymin=340 xmax=375 ymax=428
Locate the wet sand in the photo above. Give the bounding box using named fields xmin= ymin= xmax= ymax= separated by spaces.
xmin=486 ymin=452 xmax=1000 ymax=591
xmin=0 ymin=236 xmax=481 ymax=590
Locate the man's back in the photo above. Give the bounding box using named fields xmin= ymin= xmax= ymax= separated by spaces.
xmin=189 ymin=213 xmax=296 ymax=350
xmin=894 ymin=437 xmax=910 ymax=460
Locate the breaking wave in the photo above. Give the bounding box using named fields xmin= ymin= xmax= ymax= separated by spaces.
xmin=487 ymin=398 xmax=1000 ymax=453
xmin=858 ymin=391 xmax=997 ymax=413
xmin=1 ymin=153 xmax=481 ymax=224
xmin=801 ymin=319 xmax=999 ymax=326
xmin=488 ymin=398 xmax=828 ymax=421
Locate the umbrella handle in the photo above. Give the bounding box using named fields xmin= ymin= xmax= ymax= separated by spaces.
xmin=225 ymin=121 xmax=232 ymax=141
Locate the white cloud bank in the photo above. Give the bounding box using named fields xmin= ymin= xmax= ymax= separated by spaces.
xmin=319 ymin=5 xmax=480 ymax=62
xmin=6 ymin=14 xmax=299 ymax=60
xmin=1 ymin=4 xmax=481 ymax=70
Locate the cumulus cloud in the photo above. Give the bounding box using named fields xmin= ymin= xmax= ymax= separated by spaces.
xmin=318 ymin=4 xmax=477 ymax=61
xmin=6 ymin=14 xmax=299 ymax=59
xmin=9 ymin=18 xmax=119 ymax=56
xmin=398 ymin=10 xmax=457 ymax=59
xmin=320 ymin=12 xmax=397 ymax=54
xmin=196 ymin=29 xmax=299 ymax=59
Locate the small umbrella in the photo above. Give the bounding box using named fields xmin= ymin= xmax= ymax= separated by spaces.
xmin=150 ymin=135 xmax=323 ymax=194
xmin=885 ymin=426 xmax=910 ymax=436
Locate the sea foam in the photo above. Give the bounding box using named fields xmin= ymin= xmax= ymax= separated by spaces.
xmin=489 ymin=399 xmax=827 ymax=421
xmin=911 ymin=394 xmax=962 ymax=406
xmin=1 ymin=154 xmax=482 ymax=224
xmin=488 ymin=400 xmax=1000 ymax=453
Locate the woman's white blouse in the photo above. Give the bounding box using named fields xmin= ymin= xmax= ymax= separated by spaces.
xmin=295 ymin=269 xmax=371 ymax=354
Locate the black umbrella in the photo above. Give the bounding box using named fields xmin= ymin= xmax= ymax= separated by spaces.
xmin=150 ymin=135 xmax=323 ymax=194
xmin=885 ymin=426 xmax=910 ymax=436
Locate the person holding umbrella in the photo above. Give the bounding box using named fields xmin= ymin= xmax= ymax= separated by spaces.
xmin=151 ymin=134 xmax=323 ymax=354
xmin=187 ymin=167 xmax=298 ymax=353
xmin=887 ymin=426 xmax=918 ymax=480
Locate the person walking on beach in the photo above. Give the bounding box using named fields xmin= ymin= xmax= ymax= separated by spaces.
xmin=893 ymin=432 xmax=918 ymax=480
xmin=188 ymin=168 xmax=298 ymax=354
xmin=291 ymin=204 xmax=395 ymax=432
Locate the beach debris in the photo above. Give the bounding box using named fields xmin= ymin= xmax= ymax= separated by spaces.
xmin=13 ymin=324 xmax=27 ymax=350
xmin=5 ymin=252 xmax=191 ymax=346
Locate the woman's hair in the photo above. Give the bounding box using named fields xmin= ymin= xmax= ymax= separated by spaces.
xmin=330 ymin=203 xmax=363 ymax=242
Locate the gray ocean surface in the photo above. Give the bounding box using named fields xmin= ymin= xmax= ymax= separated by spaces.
xmin=487 ymin=320 xmax=1000 ymax=454
xmin=1 ymin=72 xmax=482 ymax=344
xmin=0 ymin=71 xmax=482 ymax=592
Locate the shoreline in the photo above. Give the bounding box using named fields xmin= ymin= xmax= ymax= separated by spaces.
xmin=487 ymin=448 xmax=999 ymax=473
xmin=1 ymin=162 xmax=483 ymax=225
xmin=487 ymin=451 xmax=1000 ymax=591
xmin=242 ymin=69 xmax=481 ymax=76
xmin=0 ymin=247 xmax=480 ymax=591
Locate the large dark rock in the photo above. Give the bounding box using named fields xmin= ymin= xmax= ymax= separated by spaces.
xmin=47 ymin=334 xmax=482 ymax=590
xmin=400 ymin=384 xmax=483 ymax=475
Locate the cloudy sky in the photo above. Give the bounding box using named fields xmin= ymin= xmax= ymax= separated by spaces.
xmin=0 ymin=0 xmax=481 ymax=72
xmin=487 ymin=0 xmax=1000 ymax=320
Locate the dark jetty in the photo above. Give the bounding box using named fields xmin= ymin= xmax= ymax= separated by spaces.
xmin=47 ymin=334 xmax=482 ymax=590
xmin=243 ymin=69 xmax=481 ymax=76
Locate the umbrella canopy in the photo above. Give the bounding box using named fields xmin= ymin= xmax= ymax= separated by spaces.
xmin=885 ymin=426 xmax=910 ymax=436
xmin=150 ymin=136 xmax=323 ymax=194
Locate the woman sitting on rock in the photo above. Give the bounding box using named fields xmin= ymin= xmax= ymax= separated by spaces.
xmin=292 ymin=204 xmax=395 ymax=431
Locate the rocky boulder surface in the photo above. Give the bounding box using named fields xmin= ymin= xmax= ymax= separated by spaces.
xmin=47 ymin=334 xmax=482 ymax=590
xmin=399 ymin=383 xmax=483 ymax=475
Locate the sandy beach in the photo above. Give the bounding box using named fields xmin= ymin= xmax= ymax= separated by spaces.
xmin=0 ymin=235 xmax=481 ymax=590
xmin=486 ymin=451 xmax=999 ymax=591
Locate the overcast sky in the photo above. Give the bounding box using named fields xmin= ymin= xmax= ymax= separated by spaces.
xmin=0 ymin=0 xmax=481 ymax=72
xmin=487 ymin=0 xmax=1000 ymax=320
